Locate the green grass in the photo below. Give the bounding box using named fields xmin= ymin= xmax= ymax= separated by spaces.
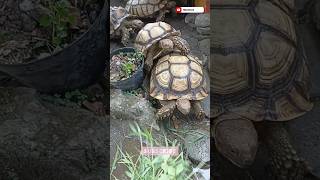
xmin=40 ymin=89 xmax=88 ymax=107
xmin=119 ymin=51 xmax=144 ymax=78
xmin=39 ymin=0 xmax=77 ymax=48
xmin=110 ymin=122 xmax=205 ymax=180
xmin=123 ymin=88 xmax=144 ymax=97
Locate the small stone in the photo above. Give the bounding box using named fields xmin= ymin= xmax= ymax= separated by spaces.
xmin=2 ymin=49 xmax=11 ymax=56
xmin=197 ymin=27 xmax=210 ymax=35
xmin=0 ymin=16 xmax=6 ymax=25
xmin=198 ymin=39 xmax=210 ymax=56
xmin=197 ymin=35 xmax=211 ymax=41
xmin=195 ymin=14 xmax=210 ymax=28
xmin=19 ymin=0 xmax=34 ymax=11
xmin=22 ymin=15 xmax=36 ymax=32
xmin=284 ymin=161 xmax=292 ymax=169
xmin=37 ymin=53 xmax=51 ymax=59
xmin=286 ymin=154 xmax=292 ymax=160
xmin=185 ymin=14 xmax=197 ymax=25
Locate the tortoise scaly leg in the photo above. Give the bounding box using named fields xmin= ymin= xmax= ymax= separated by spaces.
xmin=144 ymin=45 xmax=158 ymax=72
xmin=261 ymin=123 xmax=312 ymax=180
xmin=156 ymin=100 xmax=176 ymax=120
xmin=171 ymin=115 xmax=180 ymax=129
xmin=121 ymin=27 xmax=132 ymax=46
xmin=170 ymin=36 xmax=191 ymax=55
xmin=192 ymin=101 xmax=205 ymax=120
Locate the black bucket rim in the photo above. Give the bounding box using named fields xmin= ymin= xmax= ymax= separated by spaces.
xmin=110 ymin=47 xmax=145 ymax=85
xmin=0 ymin=0 xmax=107 ymax=67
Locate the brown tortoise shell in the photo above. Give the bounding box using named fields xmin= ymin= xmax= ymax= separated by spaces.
xmin=134 ymin=22 xmax=181 ymax=55
xmin=211 ymin=0 xmax=313 ymax=121
xmin=125 ymin=0 xmax=166 ymax=17
xmin=150 ymin=53 xmax=209 ymax=100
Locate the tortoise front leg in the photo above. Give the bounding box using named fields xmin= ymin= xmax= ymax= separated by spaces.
xmin=144 ymin=45 xmax=158 ymax=72
xmin=121 ymin=27 xmax=132 ymax=46
xmin=261 ymin=123 xmax=312 ymax=180
xmin=170 ymin=36 xmax=191 ymax=55
xmin=156 ymin=100 xmax=176 ymax=120
xmin=192 ymin=101 xmax=205 ymax=120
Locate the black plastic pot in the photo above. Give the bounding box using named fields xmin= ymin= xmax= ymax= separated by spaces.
xmin=110 ymin=47 xmax=145 ymax=91
xmin=0 ymin=0 xmax=108 ymax=93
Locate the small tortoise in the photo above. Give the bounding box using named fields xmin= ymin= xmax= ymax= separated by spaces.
xmin=125 ymin=0 xmax=176 ymax=21
xmin=110 ymin=6 xmax=144 ymax=46
xmin=211 ymin=0 xmax=314 ymax=179
xmin=149 ymin=53 xmax=208 ymax=120
xmin=135 ymin=22 xmax=190 ymax=71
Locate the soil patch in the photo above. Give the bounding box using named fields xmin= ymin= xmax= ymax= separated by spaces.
xmin=110 ymin=51 xmax=144 ymax=82
xmin=0 ymin=0 xmax=102 ymax=64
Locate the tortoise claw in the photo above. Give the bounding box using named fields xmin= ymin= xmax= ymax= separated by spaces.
xmin=193 ymin=101 xmax=206 ymax=120
xmin=196 ymin=110 xmax=205 ymax=120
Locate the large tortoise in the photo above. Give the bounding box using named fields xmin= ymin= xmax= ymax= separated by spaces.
xmin=125 ymin=0 xmax=176 ymax=21
xmin=135 ymin=22 xmax=190 ymax=71
xmin=150 ymin=53 xmax=208 ymax=120
xmin=110 ymin=6 xmax=144 ymax=46
xmin=211 ymin=0 xmax=314 ymax=179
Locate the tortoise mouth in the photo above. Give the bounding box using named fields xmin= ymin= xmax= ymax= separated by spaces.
xmin=216 ymin=140 xmax=255 ymax=168
xmin=227 ymin=156 xmax=252 ymax=168
xmin=176 ymin=99 xmax=191 ymax=115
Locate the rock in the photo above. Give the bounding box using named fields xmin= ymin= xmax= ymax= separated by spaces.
xmin=185 ymin=130 xmax=210 ymax=164
xmin=198 ymin=39 xmax=210 ymax=56
xmin=197 ymin=27 xmax=210 ymax=35
xmin=0 ymin=16 xmax=6 ymax=25
xmin=37 ymin=52 xmax=51 ymax=59
xmin=185 ymin=14 xmax=197 ymax=27
xmin=110 ymin=89 xmax=159 ymax=130
xmin=0 ymin=87 xmax=108 ymax=179
xmin=195 ymin=14 xmax=210 ymax=28
xmin=197 ymin=34 xmax=211 ymax=41
xmin=22 ymin=14 xmax=36 ymax=32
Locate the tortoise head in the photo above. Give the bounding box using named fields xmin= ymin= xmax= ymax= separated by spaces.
xmin=214 ymin=118 xmax=258 ymax=168
xmin=159 ymin=39 xmax=174 ymax=50
xmin=130 ymin=19 xmax=144 ymax=30
xmin=176 ymin=99 xmax=191 ymax=115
